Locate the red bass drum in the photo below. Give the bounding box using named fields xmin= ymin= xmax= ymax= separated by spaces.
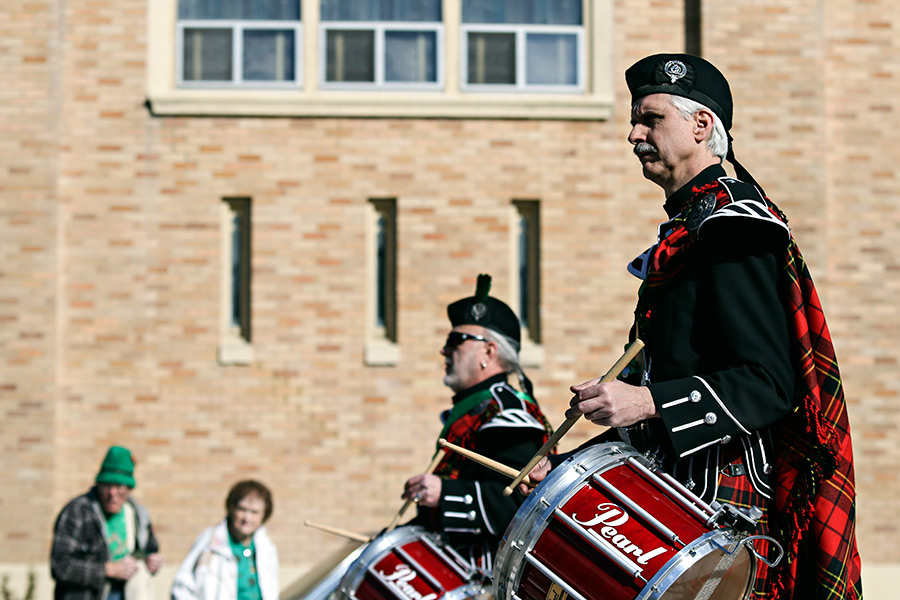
xmin=493 ymin=442 xmax=780 ymax=600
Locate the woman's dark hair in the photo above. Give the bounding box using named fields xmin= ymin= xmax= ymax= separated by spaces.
xmin=225 ymin=480 xmax=274 ymax=523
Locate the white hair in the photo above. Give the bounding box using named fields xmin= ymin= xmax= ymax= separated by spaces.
xmin=482 ymin=328 xmax=521 ymax=374
xmin=668 ymin=95 xmax=729 ymax=160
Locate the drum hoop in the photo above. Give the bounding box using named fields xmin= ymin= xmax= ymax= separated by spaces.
xmin=634 ymin=528 xmax=758 ymax=600
xmin=494 ymin=442 xmax=638 ymax=600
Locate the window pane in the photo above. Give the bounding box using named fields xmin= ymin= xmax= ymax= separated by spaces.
xmin=326 ymin=30 xmax=375 ymax=81
xmin=321 ymin=0 xmax=441 ymax=22
xmin=231 ymin=212 xmax=243 ymax=328
xmin=526 ymin=33 xmax=576 ymax=85
xmin=462 ymin=0 xmax=581 ymax=25
xmin=518 ymin=214 xmax=529 ymax=327
xmin=243 ymin=29 xmax=295 ymax=81
xmin=183 ymin=28 xmax=233 ymax=81
xmin=179 ymin=0 xmax=301 ymax=20
xmin=385 ymin=30 xmax=436 ymax=82
xmin=467 ymin=32 xmax=515 ymax=84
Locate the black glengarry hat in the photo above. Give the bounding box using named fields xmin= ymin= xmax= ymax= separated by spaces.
xmin=447 ymin=274 xmax=520 ymax=350
xmin=626 ymin=53 xmax=764 ymax=194
xmin=625 ymin=53 xmax=733 ymax=130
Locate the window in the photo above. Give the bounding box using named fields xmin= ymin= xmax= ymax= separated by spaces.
xmin=177 ymin=0 xmax=302 ymax=87
xmin=219 ymin=197 xmax=253 ymax=365
xmin=365 ymin=198 xmax=399 ymax=365
xmin=512 ymin=200 xmax=541 ymax=344
xmin=462 ymin=0 xmax=584 ymax=91
xmin=320 ymin=0 xmax=443 ymax=88
xmin=149 ymin=1 xmax=614 ymax=119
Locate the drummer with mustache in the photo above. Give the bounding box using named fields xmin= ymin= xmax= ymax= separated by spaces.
xmin=402 ymin=274 xmax=553 ymax=568
xmin=521 ymin=54 xmax=861 ymax=599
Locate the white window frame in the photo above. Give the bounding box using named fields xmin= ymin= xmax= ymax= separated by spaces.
xmin=177 ymin=18 xmax=303 ymax=89
xmin=318 ymin=21 xmax=445 ymax=90
xmin=461 ymin=24 xmax=585 ymax=93
xmin=147 ymin=0 xmax=614 ymax=120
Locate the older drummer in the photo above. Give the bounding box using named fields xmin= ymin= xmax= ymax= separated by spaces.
xmin=524 ymin=54 xmax=861 ymax=599
xmin=402 ymin=274 xmax=552 ymax=567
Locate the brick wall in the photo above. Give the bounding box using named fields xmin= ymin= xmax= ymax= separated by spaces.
xmin=1 ymin=0 xmax=898 ymax=596
xmin=0 ymin=0 xmax=59 ymax=559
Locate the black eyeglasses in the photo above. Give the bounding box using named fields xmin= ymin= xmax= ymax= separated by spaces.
xmin=444 ymin=331 xmax=489 ymax=349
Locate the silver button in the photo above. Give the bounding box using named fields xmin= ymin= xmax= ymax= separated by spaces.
xmin=467 ymin=511 xmax=477 ymax=521
xmin=464 ymin=494 xmax=473 ymax=505
xmin=685 ymin=478 xmax=696 ymax=490
xmin=764 ymin=463 xmax=773 ymax=475
xmin=720 ymin=435 xmax=732 ymax=444
xmin=689 ymin=390 xmax=701 ymax=403
xmin=704 ymin=412 xmax=717 ymax=425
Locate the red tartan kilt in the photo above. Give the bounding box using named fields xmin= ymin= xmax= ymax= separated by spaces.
xmin=715 ymin=456 xmax=778 ymax=599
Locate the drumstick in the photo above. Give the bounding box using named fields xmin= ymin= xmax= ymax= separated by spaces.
xmin=304 ymin=520 xmax=372 ymax=543
xmin=385 ymin=449 xmax=446 ymax=533
xmin=437 ymin=439 xmax=535 ymax=488
xmin=503 ymin=338 xmax=645 ymax=496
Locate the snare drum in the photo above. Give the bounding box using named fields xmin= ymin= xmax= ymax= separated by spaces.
xmin=334 ymin=525 xmax=490 ymax=600
xmin=494 ymin=443 xmax=772 ymax=600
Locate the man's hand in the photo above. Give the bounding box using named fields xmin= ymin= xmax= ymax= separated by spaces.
xmin=517 ymin=456 xmax=551 ymax=497
xmin=144 ymin=553 xmax=163 ymax=575
xmin=402 ymin=473 xmax=442 ymax=508
xmin=105 ymin=556 xmax=138 ymax=581
xmin=566 ymin=379 xmax=659 ymax=428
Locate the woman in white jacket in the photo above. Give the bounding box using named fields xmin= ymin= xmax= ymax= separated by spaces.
xmin=171 ymin=481 xmax=278 ymax=600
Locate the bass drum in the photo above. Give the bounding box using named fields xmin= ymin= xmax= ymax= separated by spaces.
xmin=494 ymin=442 xmax=767 ymax=600
xmin=334 ymin=525 xmax=490 ymax=600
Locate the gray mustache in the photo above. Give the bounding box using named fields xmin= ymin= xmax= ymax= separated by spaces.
xmin=634 ymin=142 xmax=658 ymax=155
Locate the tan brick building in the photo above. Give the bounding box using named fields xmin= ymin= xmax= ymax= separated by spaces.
xmin=1 ymin=0 xmax=898 ymax=598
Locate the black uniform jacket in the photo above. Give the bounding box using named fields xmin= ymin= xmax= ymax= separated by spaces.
xmin=414 ymin=374 xmax=550 ymax=563
xmin=563 ymin=165 xmax=797 ymax=506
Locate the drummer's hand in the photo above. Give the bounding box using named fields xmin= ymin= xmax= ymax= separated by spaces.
xmin=517 ymin=457 xmax=551 ymax=497
xmin=403 ymin=474 xmax=442 ymax=508
xmin=566 ymin=379 xmax=659 ymax=428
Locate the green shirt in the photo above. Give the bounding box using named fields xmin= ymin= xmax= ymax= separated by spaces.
xmin=228 ymin=535 xmax=262 ymax=600
xmin=105 ymin=509 xmax=129 ymax=562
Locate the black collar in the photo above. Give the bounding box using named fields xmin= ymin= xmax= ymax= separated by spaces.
xmin=452 ymin=373 xmax=508 ymax=404
xmin=663 ymin=164 xmax=726 ymax=218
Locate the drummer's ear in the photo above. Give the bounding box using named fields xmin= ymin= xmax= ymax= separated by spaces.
xmin=483 ymin=339 xmax=499 ymax=363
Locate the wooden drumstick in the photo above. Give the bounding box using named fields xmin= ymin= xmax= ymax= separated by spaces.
xmin=437 ymin=438 xmax=535 ymax=488
xmin=385 ymin=448 xmax=446 ymax=533
xmin=304 ymin=519 xmax=372 ymax=543
xmin=503 ymin=338 xmax=645 ymax=496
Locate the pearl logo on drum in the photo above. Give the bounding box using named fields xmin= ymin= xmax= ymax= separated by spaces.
xmin=571 ymin=502 xmax=668 ymax=565
xmin=375 ymin=564 xmax=438 ymax=600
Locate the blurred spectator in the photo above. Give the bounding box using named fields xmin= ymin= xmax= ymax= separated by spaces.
xmin=171 ymin=480 xmax=278 ymax=600
xmin=51 ymin=445 xmax=163 ymax=600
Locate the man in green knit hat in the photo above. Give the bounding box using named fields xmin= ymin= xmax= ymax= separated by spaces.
xmin=51 ymin=446 xmax=164 ymax=600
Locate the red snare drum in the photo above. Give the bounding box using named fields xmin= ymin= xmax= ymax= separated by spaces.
xmin=334 ymin=525 xmax=489 ymax=600
xmin=494 ymin=443 xmax=777 ymax=600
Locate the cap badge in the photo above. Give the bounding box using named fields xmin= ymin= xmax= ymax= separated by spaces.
xmin=470 ymin=303 xmax=487 ymax=321
xmin=664 ymin=60 xmax=687 ymax=84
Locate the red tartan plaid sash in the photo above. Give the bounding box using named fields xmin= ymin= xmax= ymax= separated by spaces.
xmin=771 ymin=242 xmax=862 ymax=600
xmin=636 ymin=179 xmax=862 ymax=599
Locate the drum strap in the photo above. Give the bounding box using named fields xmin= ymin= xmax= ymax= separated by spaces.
xmin=436 ymin=389 xmax=496 ymax=447
xmin=436 ymin=385 xmax=541 ymax=450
